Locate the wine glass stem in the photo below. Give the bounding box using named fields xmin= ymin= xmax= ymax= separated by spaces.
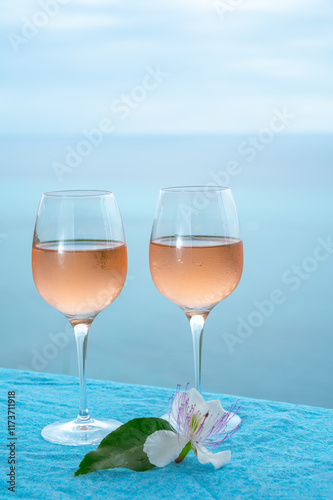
xmin=74 ymin=323 xmax=91 ymax=421
xmin=188 ymin=314 xmax=206 ymax=393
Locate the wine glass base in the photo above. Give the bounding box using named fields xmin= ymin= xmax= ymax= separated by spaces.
xmin=41 ymin=417 xmax=123 ymax=446
xmin=162 ymin=411 xmax=241 ymax=434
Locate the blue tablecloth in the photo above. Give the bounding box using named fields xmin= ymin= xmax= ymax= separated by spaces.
xmin=1 ymin=368 xmax=332 ymax=499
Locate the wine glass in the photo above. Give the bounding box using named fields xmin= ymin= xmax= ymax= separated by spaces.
xmin=149 ymin=186 xmax=243 ymax=430
xmin=32 ymin=190 xmax=127 ymax=445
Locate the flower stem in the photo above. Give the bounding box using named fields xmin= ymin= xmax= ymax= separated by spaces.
xmin=175 ymin=442 xmax=192 ymax=463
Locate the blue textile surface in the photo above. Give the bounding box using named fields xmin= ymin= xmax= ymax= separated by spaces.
xmin=0 ymin=368 xmax=332 ymax=499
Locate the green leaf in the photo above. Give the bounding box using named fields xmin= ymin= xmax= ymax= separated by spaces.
xmin=74 ymin=417 xmax=173 ymax=476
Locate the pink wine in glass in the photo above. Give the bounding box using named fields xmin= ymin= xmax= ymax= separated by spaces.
xmin=32 ymin=240 xmax=127 ymax=317
xmin=150 ymin=236 xmax=243 ymax=312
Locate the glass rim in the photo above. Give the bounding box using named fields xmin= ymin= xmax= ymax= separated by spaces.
xmin=42 ymin=190 xmax=113 ymax=198
xmin=160 ymin=186 xmax=230 ymax=193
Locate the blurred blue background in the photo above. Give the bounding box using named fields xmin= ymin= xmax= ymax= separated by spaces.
xmin=0 ymin=0 xmax=332 ymax=408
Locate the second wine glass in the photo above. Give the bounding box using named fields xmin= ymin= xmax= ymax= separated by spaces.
xmin=149 ymin=187 xmax=243 ymax=428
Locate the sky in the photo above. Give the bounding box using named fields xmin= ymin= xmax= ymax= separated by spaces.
xmin=0 ymin=0 xmax=333 ymax=134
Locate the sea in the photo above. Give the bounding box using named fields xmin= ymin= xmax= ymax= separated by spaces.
xmin=0 ymin=133 xmax=332 ymax=408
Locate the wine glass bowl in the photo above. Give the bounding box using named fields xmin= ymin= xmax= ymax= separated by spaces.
xmin=150 ymin=235 xmax=243 ymax=315
xmin=32 ymin=190 xmax=127 ymax=445
xmin=32 ymin=239 xmax=127 ymax=319
xmin=149 ymin=186 xmax=243 ymax=430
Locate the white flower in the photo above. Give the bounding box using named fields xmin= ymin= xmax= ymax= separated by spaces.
xmin=144 ymin=387 xmax=240 ymax=470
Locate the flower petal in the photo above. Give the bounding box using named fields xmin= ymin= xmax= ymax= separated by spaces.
xmin=185 ymin=388 xmax=206 ymax=406
xmin=143 ymin=430 xmax=187 ymax=467
xmin=196 ymin=446 xmax=231 ymax=470
xmin=171 ymin=388 xmax=205 ymax=428
xmin=196 ymin=398 xmax=226 ymax=419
